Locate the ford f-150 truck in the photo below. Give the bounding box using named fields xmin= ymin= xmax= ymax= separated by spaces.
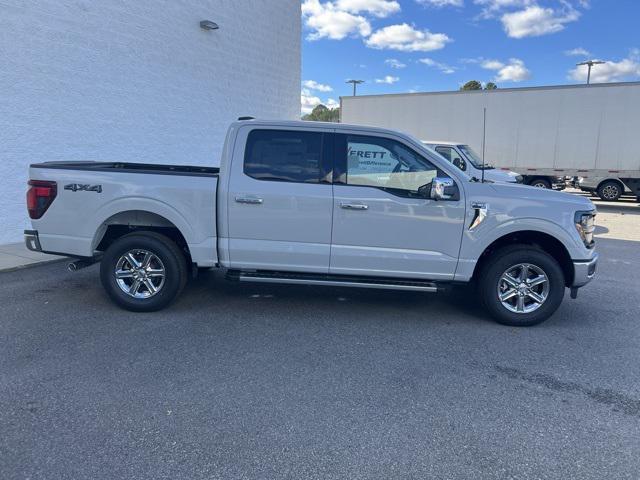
xmin=24 ymin=119 xmax=598 ymax=326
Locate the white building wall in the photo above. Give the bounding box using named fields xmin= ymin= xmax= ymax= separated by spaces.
xmin=0 ymin=0 xmax=301 ymax=244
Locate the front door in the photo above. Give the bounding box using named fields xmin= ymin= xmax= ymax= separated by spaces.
xmin=226 ymin=127 xmax=333 ymax=273
xmin=330 ymin=132 xmax=466 ymax=280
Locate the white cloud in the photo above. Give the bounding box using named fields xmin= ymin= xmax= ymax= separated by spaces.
xmin=501 ymin=5 xmax=580 ymax=38
xmin=481 ymin=59 xmax=505 ymax=70
xmin=301 ymin=88 xmax=322 ymax=114
xmin=335 ymin=0 xmax=401 ymax=17
xmin=326 ymin=98 xmax=341 ymax=109
xmin=418 ymin=57 xmax=456 ymax=74
xmin=301 ymin=89 xmax=340 ymax=115
xmin=565 ymin=47 xmax=591 ymax=57
xmin=568 ymin=55 xmax=640 ymax=83
xmin=302 ymin=80 xmax=333 ymax=92
xmin=385 ymin=58 xmax=407 ymax=68
xmin=375 ymin=75 xmax=400 ymax=84
xmin=302 ymin=0 xmax=371 ymax=40
xmin=301 ymin=0 xmax=401 ymax=40
xmin=300 ymin=88 xmax=340 ymax=115
xmin=481 ymin=58 xmax=531 ymax=82
xmin=417 ymin=0 xmax=464 ymax=7
xmin=366 ymin=23 xmax=452 ymax=52
xmin=473 ymin=0 xmax=532 ymax=19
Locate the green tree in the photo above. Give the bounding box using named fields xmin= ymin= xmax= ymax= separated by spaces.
xmin=484 ymin=82 xmax=498 ymax=90
xmin=460 ymin=80 xmax=483 ymax=91
xmin=302 ymin=104 xmax=340 ymax=122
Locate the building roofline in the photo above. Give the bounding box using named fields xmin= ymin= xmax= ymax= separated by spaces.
xmin=339 ymin=81 xmax=640 ymax=101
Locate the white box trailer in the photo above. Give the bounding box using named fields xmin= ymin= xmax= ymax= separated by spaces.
xmin=341 ymin=82 xmax=640 ymax=199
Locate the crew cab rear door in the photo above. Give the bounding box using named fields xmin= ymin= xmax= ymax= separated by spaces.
xmin=330 ymin=131 xmax=466 ymax=280
xmin=225 ymin=126 xmax=334 ymax=273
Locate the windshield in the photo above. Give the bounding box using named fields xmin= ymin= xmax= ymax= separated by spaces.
xmin=458 ymin=145 xmax=494 ymax=170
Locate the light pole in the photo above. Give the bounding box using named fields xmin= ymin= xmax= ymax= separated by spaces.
xmin=346 ymin=79 xmax=364 ymax=96
xmin=576 ymin=60 xmax=605 ymax=85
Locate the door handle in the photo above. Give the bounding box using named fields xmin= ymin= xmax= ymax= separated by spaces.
xmin=340 ymin=202 xmax=368 ymax=210
xmin=235 ymin=196 xmax=263 ymax=205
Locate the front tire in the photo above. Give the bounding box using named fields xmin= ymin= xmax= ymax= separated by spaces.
xmin=478 ymin=246 xmax=565 ymax=326
xmin=100 ymin=232 xmax=188 ymax=312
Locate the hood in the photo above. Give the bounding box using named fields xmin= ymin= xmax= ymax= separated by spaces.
xmin=483 ymin=169 xmax=520 ymax=183
xmin=488 ymin=181 xmax=595 ymax=210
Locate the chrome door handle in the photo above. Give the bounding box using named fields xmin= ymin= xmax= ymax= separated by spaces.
xmin=235 ymin=196 xmax=263 ymax=205
xmin=340 ymin=202 xmax=368 ymax=210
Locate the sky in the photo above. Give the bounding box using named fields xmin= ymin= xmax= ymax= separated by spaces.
xmin=301 ymin=0 xmax=640 ymax=114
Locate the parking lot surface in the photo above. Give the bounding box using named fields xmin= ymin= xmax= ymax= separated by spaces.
xmin=1 ymin=205 xmax=639 ymax=479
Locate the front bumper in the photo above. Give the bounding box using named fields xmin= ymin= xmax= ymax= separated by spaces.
xmin=25 ymin=230 xmax=42 ymax=252
xmin=572 ymin=253 xmax=598 ymax=288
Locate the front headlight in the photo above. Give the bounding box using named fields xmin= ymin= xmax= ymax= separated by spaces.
xmin=515 ymin=175 xmax=524 ymax=183
xmin=575 ymin=210 xmax=596 ymax=248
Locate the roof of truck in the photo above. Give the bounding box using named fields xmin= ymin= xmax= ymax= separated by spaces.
xmin=422 ymin=140 xmax=464 ymax=146
xmin=232 ymin=118 xmax=412 ymax=135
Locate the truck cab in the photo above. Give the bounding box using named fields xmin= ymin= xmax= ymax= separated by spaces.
xmin=422 ymin=141 xmax=523 ymax=184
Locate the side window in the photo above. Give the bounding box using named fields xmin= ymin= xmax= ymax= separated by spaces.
xmin=342 ymin=135 xmax=439 ymax=195
xmin=435 ymin=146 xmax=466 ymax=171
xmin=244 ymin=129 xmax=322 ymax=183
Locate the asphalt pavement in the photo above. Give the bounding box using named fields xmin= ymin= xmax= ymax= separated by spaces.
xmin=1 ymin=209 xmax=640 ymax=479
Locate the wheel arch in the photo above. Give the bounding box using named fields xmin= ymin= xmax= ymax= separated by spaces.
xmin=597 ymin=178 xmax=625 ymax=192
xmin=472 ymin=230 xmax=574 ymax=287
xmin=92 ymin=210 xmax=191 ymax=262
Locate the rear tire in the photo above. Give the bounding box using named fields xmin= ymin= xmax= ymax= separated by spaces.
xmin=478 ymin=246 xmax=565 ymax=327
xmin=597 ymin=180 xmax=622 ymax=201
xmin=100 ymin=232 xmax=188 ymax=312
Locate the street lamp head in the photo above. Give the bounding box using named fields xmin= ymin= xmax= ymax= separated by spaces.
xmin=346 ymin=79 xmax=365 ymax=96
xmin=576 ymin=60 xmax=606 ymax=85
xmin=576 ymin=60 xmax=606 ymax=67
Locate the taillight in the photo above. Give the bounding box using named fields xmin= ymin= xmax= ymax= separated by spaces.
xmin=27 ymin=180 xmax=57 ymax=219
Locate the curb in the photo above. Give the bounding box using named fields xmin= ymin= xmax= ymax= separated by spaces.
xmin=0 ymin=257 xmax=68 ymax=274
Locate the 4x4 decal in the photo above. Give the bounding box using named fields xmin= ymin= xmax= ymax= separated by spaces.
xmin=64 ymin=183 xmax=102 ymax=193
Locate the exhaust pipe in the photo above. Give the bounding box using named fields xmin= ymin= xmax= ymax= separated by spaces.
xmin=67 ymin=257 xmax=100 ymax=272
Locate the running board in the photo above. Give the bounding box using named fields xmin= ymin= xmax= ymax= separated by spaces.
xmin=227 ymin=270 xmax=440 ymax=293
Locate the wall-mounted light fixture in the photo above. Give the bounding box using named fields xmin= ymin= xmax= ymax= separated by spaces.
xmin=200 ymin=20 xmax=219 ymax=30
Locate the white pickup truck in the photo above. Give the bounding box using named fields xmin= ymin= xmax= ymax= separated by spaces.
xmin=421 ymin=141 xmax=524 ymax=184
xmin=25 ymin=119 xmax=598 ymax=326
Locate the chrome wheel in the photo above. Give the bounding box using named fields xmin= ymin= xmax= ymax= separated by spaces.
xmin=115 ymin=249 xmax=165 ymax=299
xmin=601 ymin=184 xmax=619 ymax=200
xmin=498 ymin=263 xmax=550 ymax=314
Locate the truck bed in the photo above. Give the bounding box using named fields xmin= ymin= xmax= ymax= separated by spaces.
xmin=30 ymin=161 xmax=219 ymax=177
xmin=28 ymin=161 xmax=219 ymax=266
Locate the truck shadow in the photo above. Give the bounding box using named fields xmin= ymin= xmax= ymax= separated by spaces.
xmin=180 ymin=235 xmax=640 ymax=327
xmin=185 ymin=269 xmax=493 ymax=325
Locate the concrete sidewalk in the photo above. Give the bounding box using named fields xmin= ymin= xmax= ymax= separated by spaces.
xmin=0 ymin=243 xmax=63 ymax=272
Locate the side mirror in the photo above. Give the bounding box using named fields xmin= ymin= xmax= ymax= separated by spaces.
xmin=430 ymin=177 xmax=458 ymax=201
xmin=453 ymin=158 xmax=466 ymax=171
